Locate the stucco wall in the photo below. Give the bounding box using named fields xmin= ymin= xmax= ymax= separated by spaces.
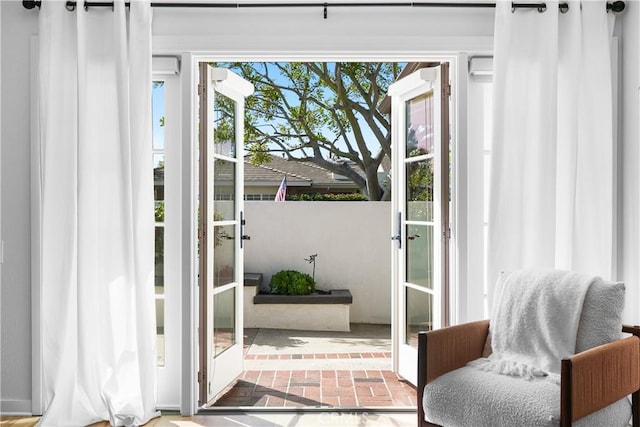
xmin=244 ymin=201 xmax=391 ymax=325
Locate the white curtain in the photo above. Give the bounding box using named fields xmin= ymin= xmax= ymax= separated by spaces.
xmin=487 ymin=0 xmax=616 ymax=308
xmin=38 ymin=0 xmax=159 ymax=425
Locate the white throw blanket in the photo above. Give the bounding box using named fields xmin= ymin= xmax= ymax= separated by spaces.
xmin=469 ymin=269 xmax=597 ymax=382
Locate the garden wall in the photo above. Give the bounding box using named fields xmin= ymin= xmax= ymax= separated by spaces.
xmin=244 ymin=201 xmax=392 ymax=324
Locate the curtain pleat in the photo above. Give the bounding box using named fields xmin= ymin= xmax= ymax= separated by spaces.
xmin=487 ymin=0 xmax=616 ymax=309
xmin=38 ymin=1 xmax=158 ymax=425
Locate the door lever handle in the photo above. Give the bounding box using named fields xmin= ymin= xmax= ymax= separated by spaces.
xmin=392 ymin=212 xmax=402 ymax=249
xmin=240 ymin=211 xmax=249 ymax=248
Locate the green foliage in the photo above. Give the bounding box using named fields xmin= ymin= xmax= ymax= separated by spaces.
xmin=407 ymin=159 xmax=433 ymax=202
xmin=269 ymin=270 xmax=316 ymax=296
xmin=209 ymin=61 xmax=403 ymax=201
xmin=287 ymin=193 xmax=368 ymax=202
xmin=155 ymin=201 xmax=165 ymax=222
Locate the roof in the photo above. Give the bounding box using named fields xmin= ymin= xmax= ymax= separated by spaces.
xmin=244 ymin=155 xmax=360 ymax=189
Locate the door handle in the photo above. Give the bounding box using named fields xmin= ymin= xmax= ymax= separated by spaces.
xmin=391 ymin=212 xmax=402 ymax=249
xmin=240 ymin=211 xmax=249 ymax=248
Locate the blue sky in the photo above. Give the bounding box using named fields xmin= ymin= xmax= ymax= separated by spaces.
xmin=151 ymin=62 xmax=403 ymax=164
xmin=152 ymin=81 xmax=165 ymax=155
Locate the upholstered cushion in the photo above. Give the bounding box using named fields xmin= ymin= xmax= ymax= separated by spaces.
xmin=423 ymin=366 xmax=631 ymax=427
xmin=576 ymin=280 xmax=625 ymax=352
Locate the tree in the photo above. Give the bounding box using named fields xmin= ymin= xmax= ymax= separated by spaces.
xmin=213 ymin=62 xmax=401 ymax=201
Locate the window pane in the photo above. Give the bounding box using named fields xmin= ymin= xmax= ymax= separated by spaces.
xmin=213 ymin=93 xmax=236 ymax=157
xmin=405 ymin=287 xmax=433 ymax=348
xmin=155 ymin=226 xmax=164 ymax=292
xmin=406 ymin=92 xmax=434 ymax=158
xmin=406 ymin=224 xmax=433 ymax=289
xmin=154 ymin=154 xmax=165 ymax=202
xmin=152 ymin=81 xmax=165 ymax=150
xmin=213 ymin=288 xmax=235 ymax=357
xmin=406 ymin=159 xmax=434 ymax=222
xmin=213 ymin=224 xmax=235 ymax=287
xmin=156 ymin=297 xmax=165 ymax=366
xmin=213 ymin=159 xmax=235 ymax=221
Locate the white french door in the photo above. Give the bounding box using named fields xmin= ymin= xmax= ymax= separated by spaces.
xmin=389 ymin=64 xmax=450 ymax=386
xmin=198 ymin=64 xmax=254 ymax=404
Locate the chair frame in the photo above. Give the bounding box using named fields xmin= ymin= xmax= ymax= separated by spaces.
xmin=417 ymin=322 xmax=640 ymax=427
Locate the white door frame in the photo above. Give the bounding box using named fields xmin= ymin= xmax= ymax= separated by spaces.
xmin=198 ymin=64 xmax=253 ymax=405
xmin=178 ymin=54 xmax=462 ymax=415
xmin=388 ymin=65 xmax=451 ymax=386
xmin=154 ymin=62 xmax=182 ymax=411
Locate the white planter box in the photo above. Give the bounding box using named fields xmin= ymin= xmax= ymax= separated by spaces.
xmin=243 ymin=278 xmax=352 ymax=332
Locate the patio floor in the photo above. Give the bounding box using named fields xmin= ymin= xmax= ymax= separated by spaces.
xmin=210 ymin=324 xmax=417 ymax=408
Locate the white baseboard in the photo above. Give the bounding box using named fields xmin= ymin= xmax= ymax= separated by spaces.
xmin=0 ymin=399 xmax=32 ymax=415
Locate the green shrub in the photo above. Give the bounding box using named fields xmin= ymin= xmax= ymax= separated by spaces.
xmin=269 ymin=270 xmax=315 ymax=295
xmin=287 ymin=193 xmax=368 ymax=202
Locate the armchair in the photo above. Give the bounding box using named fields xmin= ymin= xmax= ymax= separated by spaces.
xmin=417 ymin=270 xmax=640 ymax=427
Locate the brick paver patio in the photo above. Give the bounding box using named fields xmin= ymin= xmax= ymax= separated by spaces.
xmin=210 ymin=327 xmax=416 ymax=408
xmin=213 ymin=368 xmax=416 ymax=408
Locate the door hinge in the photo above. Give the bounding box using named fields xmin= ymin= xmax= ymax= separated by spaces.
xmin=443 ymin=227 xmax=451 ymax=240
xmin=444 ymin=83 xmax=452 ymax=97
xmin=197 ymin=83 xmax=204 ymax=96
xmin=198 ymin=370 xmax=204 ymax=383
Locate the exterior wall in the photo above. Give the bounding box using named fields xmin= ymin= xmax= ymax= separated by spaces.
xmin=244 ymin=201 xmax=391 ymax=324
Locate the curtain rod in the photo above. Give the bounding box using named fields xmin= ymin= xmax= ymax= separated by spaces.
xmin=22 ymin=0 xmax=626 ymax=15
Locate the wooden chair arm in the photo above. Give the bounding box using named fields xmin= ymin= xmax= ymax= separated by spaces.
xmin=422 ymin=319 xmax=490 ymax=383
xmin=417 ymin=320 xmax=489 ymax=427
xmin=623 ymin=324 xmax=640 ymax=337
xmin=561 ymin=335 xmax=640 ymax=427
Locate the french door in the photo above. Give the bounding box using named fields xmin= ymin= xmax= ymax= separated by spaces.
xmin=389 ymin=64 xmax=450 ymax=386
xmin=198 ymin=63 xmax=254 ymax=404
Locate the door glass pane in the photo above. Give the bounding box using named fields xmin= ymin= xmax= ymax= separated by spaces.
xmin=405 ymin=287 xmax=433 ymax=348
xmin=154 ymin=226 xmax=164 ymax=293
xmin=213 ymin=224 xmax=235 ymax=287
xmin=154 ymin=154 xmax=165 ymax=202
xmin=213 ymin=93 xmax=236 ymax=157
xmin=406 ymin=224 xmax=433 ymax=289
xmin=152 ymin=81 xmax=165 ymax=150
xmin=152 ymin=82 xmax=165 ymax=368
xmin=406 ymin=159 xmax=434 ymax=221
xmin=213 ymin=288 xmax=236 ymax=357
xmin=406 ymin=92 xmax=434 ymax=158
xmin=156 ymin=297 xmax=165 ymax=366
xmin=213 ymin=159 xmax=235 ymax=221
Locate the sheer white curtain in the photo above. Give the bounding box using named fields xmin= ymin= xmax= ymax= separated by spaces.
xmin=487 ymin=0 xmax=617 ymax=308
xmin=37 ymin=0 xmax=159 ymax=425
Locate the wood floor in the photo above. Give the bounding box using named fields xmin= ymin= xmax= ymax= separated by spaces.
xmin=1 ymin=412 xmax=416 ymax=426
xmin=1 ymin=415 xmax=189 ymax=426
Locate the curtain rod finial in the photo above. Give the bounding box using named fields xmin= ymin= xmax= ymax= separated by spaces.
xmin=607 ymin=1 xmax=625 ymax=13
xmin=22 ymin=0 xmax=41 ymax=9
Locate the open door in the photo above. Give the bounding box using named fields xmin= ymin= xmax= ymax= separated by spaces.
xmin=388 ymin=64 xmax=450 ymax=386
xmin=198 ymin=64 xmax=254 ymax=405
